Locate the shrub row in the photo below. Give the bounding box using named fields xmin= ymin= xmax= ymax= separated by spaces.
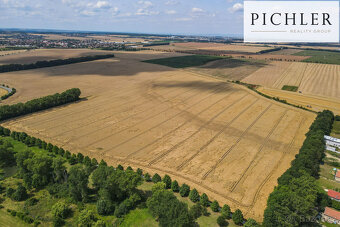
xmin=258 ymin=47 xmax=287 ymax=54
xmin=263 ymin=110 xmax=334 ymax=226
xmin=0 ymin=88 xmax=81 ymax=121
xmin=0 ymin=54 xmax=115 ymax=73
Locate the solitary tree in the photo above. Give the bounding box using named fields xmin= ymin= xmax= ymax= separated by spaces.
xmin=162 ymin=174 xmax=172 ymax=189
xmin=221 ymin=204 xmax=231 ymax=219
xmin=171 ymin=180 xmax=180 ymax=192
xmin=200 ymin=193 xmax=209 ymax=207
xmin=144 ymin=173 xmax=151 ymax=182
xmin=179 ymin=184 xmax=190 ymax=197
xmin=152 ymin=173 xmax=161 ymax=183
xmin=189 ymin=188 xmax=200 ymax=202
xmin=211 ymin=200 xmax=220 ymax=212
xmin=232 ymin=209 xmax=244 ymax=225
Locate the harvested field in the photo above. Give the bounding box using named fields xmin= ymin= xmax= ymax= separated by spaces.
xmin=149 ymin=42 xmax=273 ymax=53
xmin=188 ymin=58 xmax=267 ymax=81
xmin=257 ymin=87 xmax=340 ymax=115
xmin=0 ymin=50 xmax=27 ymax=57
xmin=0 ymin=49 xmax=115 ymax=65
xmin=243 ymin=62 xmax=340 ymax=99
xmin=0 ymin=87 xmax=8 ymax=97
xmin=0 ymin=51 xmax=315 ymax=221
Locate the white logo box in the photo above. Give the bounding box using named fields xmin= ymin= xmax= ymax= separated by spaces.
xmin=244 ymin=1 xmax=339 ymax=42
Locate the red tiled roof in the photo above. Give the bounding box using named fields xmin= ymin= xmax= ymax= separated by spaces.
xmin=324 ymin=207 xmax=340 ymax=220
xmin=328 ymin=189 xmax=340 ymax=200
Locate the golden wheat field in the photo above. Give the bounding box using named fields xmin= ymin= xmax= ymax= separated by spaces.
xmin=0 ymin=50 xmax=315 ymax=221
xmin=243 ymin=61 xmax=340 ymax=99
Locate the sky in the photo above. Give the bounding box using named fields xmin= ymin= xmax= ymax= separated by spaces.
xmin=0 ymin=0 xmax=245 ymax=36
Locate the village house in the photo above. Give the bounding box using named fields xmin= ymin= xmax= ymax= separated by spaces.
xmin=322 ymin=207 xmax=340 ymax=225
xmin=328 ymin=189 xmax=340 ymax=202
xmin=335 ymin=170 xmax=340 ymax=183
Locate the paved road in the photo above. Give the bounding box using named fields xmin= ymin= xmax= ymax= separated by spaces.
xmin=0 ymin=85 xmax=12 ymax=93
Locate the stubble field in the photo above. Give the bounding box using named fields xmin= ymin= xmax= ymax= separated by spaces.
xmin=243 ymin=61 xmax=340 ymax=99
xmin=0 ymin=48 xmax=115 ymax=65
xmin=0 ymin=50 xmax=315 ymax=221
xmin=149 ymin=42 xmax=273 ymax=53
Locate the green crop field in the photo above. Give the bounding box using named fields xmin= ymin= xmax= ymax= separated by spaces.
xmin=294 ymin=50 xmax=340 ymax=65
xmin=282 ymin=85 xmax=298 ymax=92
xmin=143 ymin=55 xmax=224 ymax=68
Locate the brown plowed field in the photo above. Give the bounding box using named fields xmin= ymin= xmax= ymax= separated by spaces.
xmin=0 ymin=51 xmax=315 ymax=221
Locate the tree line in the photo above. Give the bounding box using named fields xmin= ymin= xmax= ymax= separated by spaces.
xmin=0 ymin=54 xmax=114 ymax=73
xmin=0 ymin=84 xmax=16 ymax=100
xmin=0 ymin=88 xmax=81 ymax=121
xmin=0 ymin=125 xmax=259 ymax=226
xmin=263 ymin=110 xmax=334 ymax=226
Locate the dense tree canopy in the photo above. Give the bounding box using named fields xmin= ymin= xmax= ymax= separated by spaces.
xmin=147 ymin=190 xmax=194 ymax=227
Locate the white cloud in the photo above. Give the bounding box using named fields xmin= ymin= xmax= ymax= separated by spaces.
xmin=138 ymin=1 xmax=153 ymax=8
xmin=93 ymin=1 xmax=110 ymax=9
xmin=165 ymin=10 xmax=176 ymax=15
xmin=192 ymin=7 xmax=204 ymax=13
xmin=228 ymin=3 xmax=243 ymax=13
xmin=136 ymin=8 xmax=159 ymax=16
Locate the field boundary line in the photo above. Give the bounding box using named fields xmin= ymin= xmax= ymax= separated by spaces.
xmin=147 ymin=93 xmax=249 ymax=166
xmin=229 ymin=109 xmax=288 ymax=192
xmin=201 ymin=103 xmax=273 ymax=180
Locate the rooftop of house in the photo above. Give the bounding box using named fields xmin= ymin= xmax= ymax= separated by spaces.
xmin=328 ymin=189 xmax=340 ymax=200
xmin=324 ymin=207 xmax=340 ymax=220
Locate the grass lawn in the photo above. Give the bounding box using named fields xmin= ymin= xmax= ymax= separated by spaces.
xmin=320 ymin=163 xmax=336 ymax=180
xmin=143 ymin=55 xmax=224 ymax=68
xmin=282 ymin=85 xmax=298 ymax=92
xmin=317 ymin=178 xmax=340 ymax=191
xmin=321 ymin=221 xmax=340 ymax=227
xmin=120 ymin=209 xmax=158 ymax=227
xmin=331 ymin=121 xmax=340 ymax=138
xmin=0 ymin=210 xmax=28 ymax=227
xmin=294 ymin=50 xmax=340 ymax=65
